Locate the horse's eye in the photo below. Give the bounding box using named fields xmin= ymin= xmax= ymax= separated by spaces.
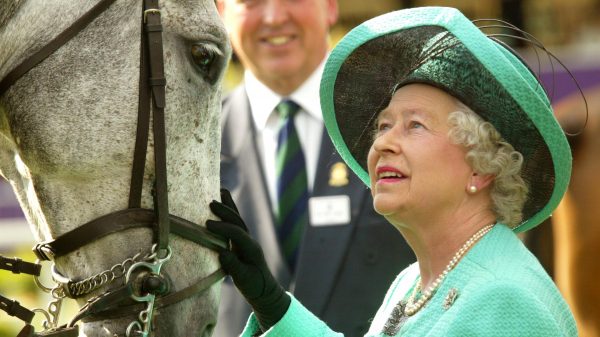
xmin=191 ymin=43 xmax=221 ymax=83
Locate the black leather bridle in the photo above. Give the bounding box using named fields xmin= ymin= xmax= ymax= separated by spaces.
xmin=0 ymin=1 xmax=226 ymax=336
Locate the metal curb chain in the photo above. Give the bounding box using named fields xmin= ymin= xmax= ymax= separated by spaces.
xmin=28 ymin=250 xmax=150 ymax=333
xmin=63 ymin=251 xmax=149 ymax=298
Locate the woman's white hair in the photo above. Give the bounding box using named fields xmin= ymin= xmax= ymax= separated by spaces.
xmin=448 ymin=100 xmax=529 ymax=228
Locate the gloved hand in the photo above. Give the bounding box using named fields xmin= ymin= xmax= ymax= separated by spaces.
xmin=206 ymin=189 xmax=291 ymax=331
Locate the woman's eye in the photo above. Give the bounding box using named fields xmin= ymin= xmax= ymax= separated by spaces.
xmin=372 ymin=122 xmax=390 ymax=139
xmin=409 ymin=121 xmax=424 ymax=129
xmin=378 ymin=122 xmax=391 ymax=132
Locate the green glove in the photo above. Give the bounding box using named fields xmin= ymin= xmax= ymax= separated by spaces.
xmin=206 ymin=189 xmax=291 ymax=331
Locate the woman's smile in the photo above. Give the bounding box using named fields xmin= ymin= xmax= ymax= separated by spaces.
xmin=376 ymin=166 xmax=407 ymax=184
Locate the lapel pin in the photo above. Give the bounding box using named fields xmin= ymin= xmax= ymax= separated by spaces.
xmin=329 ymin=162 xmax=349 ymax=187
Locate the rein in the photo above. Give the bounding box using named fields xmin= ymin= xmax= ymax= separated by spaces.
xmin=0 ymin=1 xmax=227 ymax=336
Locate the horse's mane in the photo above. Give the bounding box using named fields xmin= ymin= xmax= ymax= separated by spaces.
xmin=0 ymin=0 xmax=24 ymax=27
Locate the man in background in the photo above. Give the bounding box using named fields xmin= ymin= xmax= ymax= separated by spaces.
xmin=215 ymin=0 xmax=415 ymax=335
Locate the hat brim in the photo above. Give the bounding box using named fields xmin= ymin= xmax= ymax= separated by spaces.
xmin=320 ymin=7 xmax=571 ymax=232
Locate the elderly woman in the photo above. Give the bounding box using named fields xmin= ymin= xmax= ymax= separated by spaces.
xmin=207 ymin=7 xmax=577 ymax=337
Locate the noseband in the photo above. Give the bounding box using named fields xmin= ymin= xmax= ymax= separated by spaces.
xmin=0 ymin=1 xmax=226 ymax=336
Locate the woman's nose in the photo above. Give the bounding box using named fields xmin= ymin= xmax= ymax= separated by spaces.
xmin=372 ymin=127 xmax=400 ymax=155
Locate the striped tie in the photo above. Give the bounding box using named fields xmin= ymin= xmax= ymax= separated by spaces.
xmin=275 ymin=100 xmax=308 ymax=271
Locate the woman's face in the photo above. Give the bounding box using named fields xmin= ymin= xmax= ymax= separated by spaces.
xmin=367 ymin=84 xmax=473 ymax=223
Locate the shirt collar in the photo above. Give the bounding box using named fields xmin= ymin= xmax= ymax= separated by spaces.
xmin=245 ymin=57 xmax=326 ymax=131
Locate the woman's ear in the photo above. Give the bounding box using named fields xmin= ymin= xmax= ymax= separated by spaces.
xmin=467 ymin=172 xmax=495 ymax=194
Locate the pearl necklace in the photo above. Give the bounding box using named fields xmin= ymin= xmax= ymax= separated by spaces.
xmin=403 ymin=223 xmax=495 ymax=316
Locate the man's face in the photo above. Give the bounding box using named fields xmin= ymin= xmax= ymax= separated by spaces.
xmin=218 ymin=0 xmax=338 ymax=94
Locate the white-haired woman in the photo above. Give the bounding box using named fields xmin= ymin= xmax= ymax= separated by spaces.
xmin=207 ymin=7 xmax=577 ymax=337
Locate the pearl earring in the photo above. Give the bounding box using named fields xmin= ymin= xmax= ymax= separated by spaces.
xmin=468 ymin=185 xmax=478 ymax=194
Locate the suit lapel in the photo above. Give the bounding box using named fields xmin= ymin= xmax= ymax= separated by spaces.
xmin=293 ymin=128 xmax=368 ymax=315
xmin=221 ymin=86 xmax=292 ymax=286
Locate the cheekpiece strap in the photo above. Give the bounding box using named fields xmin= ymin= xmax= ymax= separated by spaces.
xmin=0 ymin=294 xmax=35 ymax=323
xmin=0 ymin=256 xmax=41 ymax=276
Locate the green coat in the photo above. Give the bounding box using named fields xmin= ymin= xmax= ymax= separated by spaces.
xmin=240 ymin=225 xmax=577 ymax=336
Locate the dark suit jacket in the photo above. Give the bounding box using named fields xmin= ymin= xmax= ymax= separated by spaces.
xmin=214 ymin=85 xmax=415 ymax=337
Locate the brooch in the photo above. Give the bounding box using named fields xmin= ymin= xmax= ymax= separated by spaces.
xmin=443 ymin=288 xmax=459 ymax=310
xmin=382 ymin=300 xmax=409 ymax=336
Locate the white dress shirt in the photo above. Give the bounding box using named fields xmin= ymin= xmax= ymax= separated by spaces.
xmin=244 ymin=59 xmax=326 ymax=210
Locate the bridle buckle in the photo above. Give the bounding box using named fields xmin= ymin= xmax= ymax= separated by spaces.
xmin=33 ymin=243 xmax=55 ymax=261
xmin=144 ymin=9 xmax=160 ymax=23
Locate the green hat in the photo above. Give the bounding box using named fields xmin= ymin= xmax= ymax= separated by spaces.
xmin=320 ymin=7 xmax=571 ymax=232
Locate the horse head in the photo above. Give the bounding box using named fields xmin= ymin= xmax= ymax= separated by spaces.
xmin=0 ymin=1 xmax=231 ymax=336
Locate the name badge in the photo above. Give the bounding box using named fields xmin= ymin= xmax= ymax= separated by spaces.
xmin=309 ymin=195 xmax=351 ymax=226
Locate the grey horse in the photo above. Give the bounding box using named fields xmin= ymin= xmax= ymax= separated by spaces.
xmin=0 ymin=1 xmax=231 ymax=336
